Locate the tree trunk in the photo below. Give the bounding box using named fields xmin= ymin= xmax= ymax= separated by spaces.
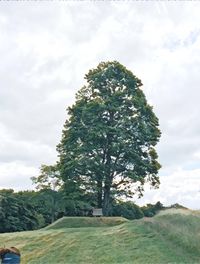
xmin=51 ymin=195 xmax=56 ymax=223
xmin=97 ymin=179 xmax=102 ymax=208
xmin=103 ymin=174 xmax=112 ymax=216
xmin=103 ymin=185 xmax=110 ymax=216
xmin=103 ymin=112 xmax=113 ymax=216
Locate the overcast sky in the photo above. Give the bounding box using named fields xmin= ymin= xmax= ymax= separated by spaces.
xmin=0 ymin=2 xmax=200 ymax=209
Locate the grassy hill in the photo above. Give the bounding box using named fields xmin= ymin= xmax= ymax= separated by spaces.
xmin=0 ymin=209 xmax=200 ymax=263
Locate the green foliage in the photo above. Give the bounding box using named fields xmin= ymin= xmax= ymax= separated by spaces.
xmin=141 ymin=201 xmax=164 ymax=217
xmin=31 ymin=164 xmax=62 ymax=190
xmin=0 ymin=187 xmax=167 ymax=233
xmin=0 ymin=190 xmax=39 ymax=232
xmin=18 ymin=189 xmax=66 ymax=225
xmin=0 ymin=189 xmax=67 ymax=232
xmin=63 ymin=199 xmax=92 ymax=216
xmin=112 ymin=201 xmax=144 ymax=219
xmin=57 ymin=61 xmax=161 ymax=215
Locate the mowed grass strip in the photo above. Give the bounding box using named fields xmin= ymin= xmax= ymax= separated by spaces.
xmin=0 ymin=211 xmax=199 ymax=263
xmin=44 ymin=216 xmax=128 ymax=229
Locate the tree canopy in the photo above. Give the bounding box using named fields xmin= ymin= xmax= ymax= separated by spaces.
xmin=57 ymin=61 xmax=161 ymax=215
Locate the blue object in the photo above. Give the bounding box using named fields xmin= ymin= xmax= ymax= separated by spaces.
xmin=2 ymin=253 xmax=20 ymax=264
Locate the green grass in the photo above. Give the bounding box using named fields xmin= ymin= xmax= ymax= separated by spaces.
xmin=0 ymin=210 xmax=200 ymax=263
xmin=143 ymin=208 xmax=200 ymax=259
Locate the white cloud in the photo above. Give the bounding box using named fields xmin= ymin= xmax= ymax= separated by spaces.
xmin=0 ymin=122 xmax=57 ymax=165
xmin=136 ymin=169 xmax=200 ymax=209
xmin=0 ymin=161 xmax=38 ymax=191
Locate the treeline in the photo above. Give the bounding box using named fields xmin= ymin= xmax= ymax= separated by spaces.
xmin=0 ymin=189 xmax=64 ymax=233
xmin=0 ymin=188 xmax=181 ymax=233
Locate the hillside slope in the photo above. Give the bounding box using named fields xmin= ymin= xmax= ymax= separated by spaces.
xmin=0 ymin=210 xmax=199 ymax=263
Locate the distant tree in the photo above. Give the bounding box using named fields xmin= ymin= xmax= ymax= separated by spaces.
xmin=112 ymin=201 xmax=144 ymax=219
xmin=57 ymin=61 xmax=161 ymax=215
xmin=63 ymin=199 xmax=92 ymax=217
xmin=31 ymin=165 xmax=69 ymax=223
xmin=0 ymin=190 xmax=39 ymax=232
xmin=37 ymin=189 xmax=65 ymax=223
xmin=141 ymin=201 xmax=164 ymax=217
xmin=31 ymin=164 xmax=62 ymax=190
xmin=169 ymin=203 xmax=188 ymax=209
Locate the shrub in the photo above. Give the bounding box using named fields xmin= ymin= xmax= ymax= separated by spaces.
xmin=112 ymin=201 xmax=144 ymax=219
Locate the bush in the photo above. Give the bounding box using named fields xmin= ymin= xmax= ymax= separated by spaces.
xmin=64 ymin=200 xmax=92 ymax=216
xmin=112 ymin=201 xmax=144 ymax=219
xmin=141 ymin=201 xmax=164 ymax=217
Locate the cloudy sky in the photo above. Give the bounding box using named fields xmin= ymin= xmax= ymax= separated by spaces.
xmin=0 ymin=2 xmax=200 ymax=209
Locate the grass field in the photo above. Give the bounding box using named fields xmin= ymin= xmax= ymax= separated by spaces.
xmin=0 ymin=209 xmax=200 ymax=263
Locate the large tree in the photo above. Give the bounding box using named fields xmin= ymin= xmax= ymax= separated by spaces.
xmin=57 ymin=61 xmax=161 ymax=215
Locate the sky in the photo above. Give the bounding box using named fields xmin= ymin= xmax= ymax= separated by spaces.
xmin=0 ymin=1 xmax=200 ymax=209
